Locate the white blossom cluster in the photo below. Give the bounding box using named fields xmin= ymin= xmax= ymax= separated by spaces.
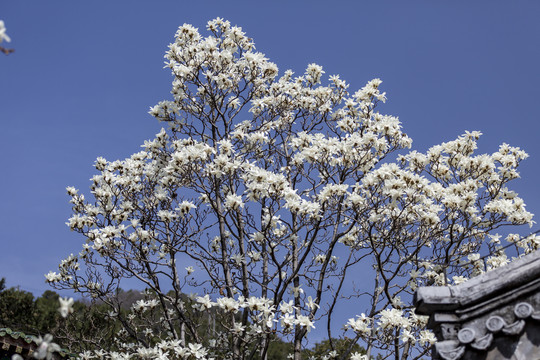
xmin=47 ymin=17 xmax=536 ymax=360
xmin=78 ymin=341 xmax=210 ymax=360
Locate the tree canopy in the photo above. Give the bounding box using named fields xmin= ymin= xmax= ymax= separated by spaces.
xmin=45 ymin=18 xmax=537 ymax=360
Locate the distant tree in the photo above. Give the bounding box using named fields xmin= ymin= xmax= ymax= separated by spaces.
xmin=54 ymin=299 xmax=119 ymax=353
xmin=0 ymin=279 xmax=117 ymax=352
xmin=0 ymin=280 xmax=63 ymax=335
xmin=34 ymin=290 xmax=61 ymax=331
xmin=265 ymin=338 xmax=294 ymax=360
xmin=0 ymin=280 xmax=375 ymax=358
xmin=0 ymin=284 xmax=36 ymax=332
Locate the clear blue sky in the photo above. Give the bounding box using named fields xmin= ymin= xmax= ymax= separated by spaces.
xmin=2 ymin=0 xmax=540 ymax=306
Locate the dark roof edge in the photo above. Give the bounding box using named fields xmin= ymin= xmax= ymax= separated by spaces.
xmin=415 ymin=250 xmax=540 ymax=315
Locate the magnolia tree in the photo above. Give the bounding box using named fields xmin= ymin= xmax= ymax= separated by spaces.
xmin=47 ymin=18 xmax=538 ymax=360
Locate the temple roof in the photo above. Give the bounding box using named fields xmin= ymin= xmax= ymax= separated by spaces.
xmin=414 ymin=251 xmax=540 ymax=360
xmin=0 ymin=328 xmax=75 ymax=360
xmin=415 ymin=250 xmax=540 ymax=317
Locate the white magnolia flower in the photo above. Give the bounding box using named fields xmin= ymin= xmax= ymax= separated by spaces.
xmin=419 ymin=330 xmax=437 ymax=346
xmin=306 ymin=296 xmax=319 ymax=311
xmin=350 ymin=353 xmax=368 ymax=360
xmin=216 ymin=297 xmax=239 ymax=313
xmin=58 ymin=297 xmax=74 ymax=318
xmin=346 ymin=313 xmax=371 ymax=335
xmin=196 ymin=294 xmax=214 ymax=310
xmin=280 ymin=313 xmax=295 ymax=331
xmin=401 ymin=329 xmax=415 ymax=344
xmin=295 ymin=315 xmax=315 ymax=332
xmin=44 ymin=271 xmax=61 ymax=283
xmin=225 ymin=193 xmax=243 ymax=210
xmin=314 ymin=254 xmax=326 ymax=264
xmin=280 ymin=300 xmax=295 ymax=314
xmin=232 ymin=323 xmax=245 ymax=334
xmin=188 ymin=343 xmax=207 ymax=359
xmin=290 ymin=285 xmax=304 ymax=298
xmin=378 ymin=308 xmax=411 ymax=330
xmin=452 ymin=275 xmax=468 ymax=285
xmin=33 ymin=334 xmax=61 ymax=360
xmin=0 ymin=20 xmax=11 ymax=43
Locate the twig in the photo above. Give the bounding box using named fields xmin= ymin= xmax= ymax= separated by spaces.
xmin=0 ymin=46 xmax=14 ymax=55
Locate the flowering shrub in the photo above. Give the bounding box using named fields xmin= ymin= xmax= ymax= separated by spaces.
xmin=47 ymin=18 xmax=536 ymax=360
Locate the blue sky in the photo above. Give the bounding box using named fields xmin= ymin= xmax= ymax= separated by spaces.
xmin=1 ymin=0 xmax=540 ymax=316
